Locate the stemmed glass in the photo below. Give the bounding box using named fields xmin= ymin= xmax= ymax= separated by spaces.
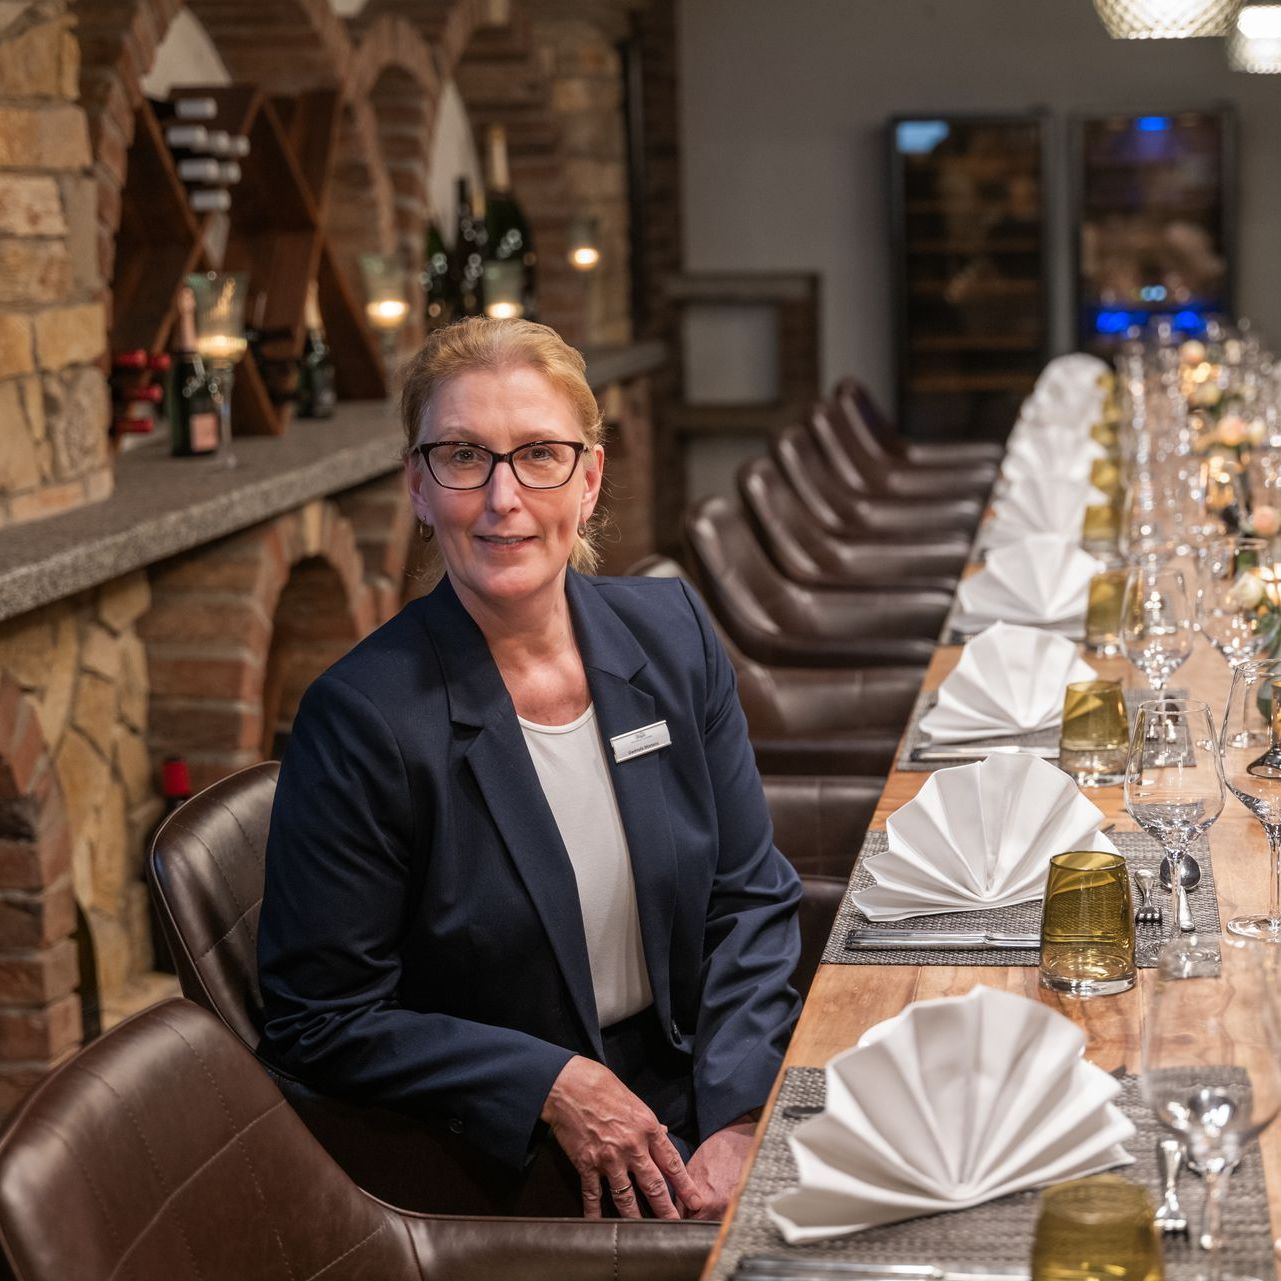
xmin=1196 ymin=536 xmax=1277 ymax=669
xmin=1125 ymin=698 xmax=1225 ymax=926
xmin=1121 ymin=566 xmax=1194 ymax=693
xmin=1118 ymin=479 xmax=1176 ymax=568
xmin=1219 ymin=658 xmax=1281 ymax=939
xmin=187 ymin=271 xmax=248 ymax=470
xmin=1143 ymin=933 xmax=1281 ymax=1276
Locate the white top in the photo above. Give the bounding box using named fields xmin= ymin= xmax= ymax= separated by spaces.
xmin=518 ymin=703 xmax=653 ymax=1028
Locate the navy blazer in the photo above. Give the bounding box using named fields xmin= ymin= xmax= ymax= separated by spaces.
xmin=257 ymin=570 xmax=802 ymax=1169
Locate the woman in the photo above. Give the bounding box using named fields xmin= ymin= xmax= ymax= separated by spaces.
xmin=257 ymin=317 xmax=801 ymax=1220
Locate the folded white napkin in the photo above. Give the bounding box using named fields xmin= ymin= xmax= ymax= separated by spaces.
xmin=852 ymin=753 xmax=1118 ymax=920
xmin=985 ymin=477 xmax=1109 ymax=546
xmin=920 ymin=621 xmax=1097 ymax=742
xmin=768 ymin=986 xmax=1135 ymax=1242
xmin=1000 ymin=447 xmax=1096 ymax=487
xmin=955 ymin=536 xmax=1105 ymax=629
xmin=1035 ymin=351 xmax=1111 ymax=398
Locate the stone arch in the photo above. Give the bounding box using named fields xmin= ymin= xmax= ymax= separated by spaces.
xmin=0 ymin=673 xmax=79 ymax=1120
xmin=141 ymin=500 xmax=375 ymax=792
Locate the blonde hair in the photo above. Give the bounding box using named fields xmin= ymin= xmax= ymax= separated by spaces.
xmin=400 ymin=317 xmax=605 ymax=575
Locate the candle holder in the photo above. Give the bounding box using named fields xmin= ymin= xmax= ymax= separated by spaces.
xmin=186 ymin=271 xmax=248 ymax=469
xmin=482 ymin=259 xmax=525 ymax=319
xmin=566 ymin=216 xmax=601 ymax=272
xmin=359 ymin=253 xmax=410 ymax=391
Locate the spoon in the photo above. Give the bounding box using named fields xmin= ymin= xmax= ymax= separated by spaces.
xmin=1158 ymin=854 xmax=1201 ymax=932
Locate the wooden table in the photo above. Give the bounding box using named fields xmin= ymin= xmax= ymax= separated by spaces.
xmin=701 ymin=589 xmax=1281 ymax=1275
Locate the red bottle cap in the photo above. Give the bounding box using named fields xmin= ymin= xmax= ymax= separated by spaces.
xmin=112 ymin=350 xmax=148 ymax=369
xmin=162 ymin=757 xmax=192 ymax=798
xmin=148 ymin=352 xmax=173 ymax=372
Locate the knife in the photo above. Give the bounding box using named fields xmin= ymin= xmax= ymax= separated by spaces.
xmin=910 ymin=744 xmax=1059 ymax=762
xmin=846 ymin=928 xmax=1041 ymax=951
xmin=735 ymin=1259 xmax=1030 ymax=1281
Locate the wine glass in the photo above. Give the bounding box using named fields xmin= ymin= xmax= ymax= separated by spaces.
xmin=1196 ymin=536 xmax=1277 ymax=669
xmin=187 ymin=271 xmax=248 ymax=470
xmin=1121 ymin=566 xmax=1193 ymax=693
xmin=1219 ymin=658 xmax=1281 ymax=940
xmin=1118 ymin=478 xmax=1176 ymax=568
xmin=1143 ymin=932 xmax=1281 ymax=1275
xmin=1125 ymin=698 xmax=1225 ymax=926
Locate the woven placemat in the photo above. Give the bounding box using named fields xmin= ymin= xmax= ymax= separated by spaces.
xmin=897 ymin=686 xmax=1183 ymax=772
xmin=821 ymin=831 xmax=1221 ymax=967
xmin=710 ymin=1068 xmax=1273 ymax=1281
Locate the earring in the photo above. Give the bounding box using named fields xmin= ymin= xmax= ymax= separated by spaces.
xmin=418 ymin=522 xmax=434 ymax=543
xmin=576 ymin=521 xmax=587 ymax=538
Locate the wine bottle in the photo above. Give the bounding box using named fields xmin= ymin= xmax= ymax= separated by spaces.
xmin=145 ymin=758 xmax=193 ymax=973
xmin=152 ymin=95 xmax=217 ymax=122
xmin=177 ymin=157 xmax=220 ymax=184
xmin=168 ymin=286 xmax=220 ymax=457
xmin=481 ymin=125 xmax=537 ymax=320
xmin=421 ymin=219 xmax=456 ymax=328
xmin=189 ymin=188 xmax=231 ymax=213
xmin=297 ymin=281 xmax=337 ymax=419
xmin=451 ymin=176 xmax=485 ymax=317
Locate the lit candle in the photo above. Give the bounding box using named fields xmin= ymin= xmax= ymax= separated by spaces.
xmin=365 ymin=298 xmax=409 ymax=331
xmin=196 ymin=333 xmax=248 ymax=363
xmin=484 ymin=300 xmax=523 ymax=319
xmin=570 ymin=245 xmax=600 ymax=271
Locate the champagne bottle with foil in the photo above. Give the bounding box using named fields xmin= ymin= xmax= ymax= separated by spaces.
xmin=297 ymin=281 xmax=337 ymax=419
xmin=168 ymin=285 xmax=220 ymax=457
xmin=481 ymin=125 xmax=537 ymax=319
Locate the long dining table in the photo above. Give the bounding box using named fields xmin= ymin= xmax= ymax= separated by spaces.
xmin=699 ymin=545 xmax=1281 ymax=1276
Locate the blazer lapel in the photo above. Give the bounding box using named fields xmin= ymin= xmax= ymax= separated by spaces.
xmin=419 ymin=579 xmax=604 ymax=1059
xmin=567 ymin=573 xmax=679 ymax=1037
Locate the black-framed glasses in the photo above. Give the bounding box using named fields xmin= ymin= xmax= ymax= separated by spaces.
xmin=416 ymin=439 xmax=588 ymax=491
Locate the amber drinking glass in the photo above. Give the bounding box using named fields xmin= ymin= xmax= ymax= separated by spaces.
xmin=1085 ymin=569 xmax=1127 ymax=657
xmin=1060 ymin=680 xmax=1128 ymax=787
xmin=1031 ymin=1175 xmax=1162 ymax=1281
xmin=1082 ymin=504 xmax=1120 ymax=557
xmin=1039 ymin=851 xmax=1136 ymax=997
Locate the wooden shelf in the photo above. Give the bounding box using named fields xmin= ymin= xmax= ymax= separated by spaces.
xmin=908 ymin=278 xmax=1041 ymax=297
xmin=670 ymin=403 xmax=801 ymax=436
xmin=109 ymin=83 xmax=389 ymax=444
xmin=905 ymin=238 xmax=1041 ymax=254
xmin=909 ymin=335 xmax=1044 ymax=352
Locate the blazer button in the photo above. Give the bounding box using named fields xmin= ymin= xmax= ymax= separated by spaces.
xmin=670 ymin=1020 xmax=681 ymax=1042
xmin=449 ymin=1118 xmax=464 ymax=1134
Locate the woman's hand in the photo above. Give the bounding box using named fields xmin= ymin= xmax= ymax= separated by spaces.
xmin=685 ymin=1116 xmax=757 ymax=1220
xmin=541 ymin=1055 xmax=704 ymax=1219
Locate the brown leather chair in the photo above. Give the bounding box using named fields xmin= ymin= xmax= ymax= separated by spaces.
xmin=0 ymin=999 xmax=716 ymax=1281
xmin=684 ymin=496 xmax=949 ymax=669
xmin=147 ymin=762 xmax=586 ymax=1217
xmin=834 ymin=376 xmax=1005 ymax=467
xmin=807 ymin=402 xmax=993 ymax=503
xmin=737 ymin=455 xmax=967 ymax=592
xmin=772 ymin=424 xmax=982 ymax=540
xmin=629 ymin=554 xmax=920 ymax=776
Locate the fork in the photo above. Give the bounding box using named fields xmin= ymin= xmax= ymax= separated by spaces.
xmin=1133 ymin=868 xmax=1161 ymax=925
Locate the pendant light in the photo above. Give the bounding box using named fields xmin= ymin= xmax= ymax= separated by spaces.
xmin=1228 ymin=3 xmax=1281 ymax=69
xmin=1093 ymin=0 xmax=1242 ymax=37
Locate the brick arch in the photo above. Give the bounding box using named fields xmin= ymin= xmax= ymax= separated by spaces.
xmin=358 ymin=0 xmax=589 ymax=345
xmin=334 ymin=474 xmax=418 ymax=625
xmin=0 ymin=674 xmax=79 ymax=1119
xmin=342 ymin=14 xmax=442 ymax=349
xmin=141 ymin=501 xmax=375 ymax=792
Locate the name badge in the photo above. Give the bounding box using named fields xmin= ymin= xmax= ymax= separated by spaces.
xmin=610 ymin=720 xmax=671 ymax=763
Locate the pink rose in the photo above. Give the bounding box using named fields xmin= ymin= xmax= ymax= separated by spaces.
xmin=1253 ymin=505 xmax=1280 ymax=538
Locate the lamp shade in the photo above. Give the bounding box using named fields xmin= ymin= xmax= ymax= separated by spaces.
xmin=1093 ymin=0 xmax=1242 ymax=36
xmin=1228 ymin=3 xmax=1281 ymax=68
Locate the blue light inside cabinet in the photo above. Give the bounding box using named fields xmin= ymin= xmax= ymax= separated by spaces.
xmin=1173 ymin=308 xmax=1207 ymax=334
xmin=1136 ymin=116 xmax=1172 ymax=132
xmin=896 ymin=121 xmax=950 ymax=154
xmin=1094 ymin=308 xmax=1138 ymax=335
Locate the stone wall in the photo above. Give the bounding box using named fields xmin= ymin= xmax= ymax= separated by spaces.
xmin=0 ymin=0 xmax=110 ymax=529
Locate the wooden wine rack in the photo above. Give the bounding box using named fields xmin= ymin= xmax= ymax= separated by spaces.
xmin=110 ymin=84 xmax=386 ymax=438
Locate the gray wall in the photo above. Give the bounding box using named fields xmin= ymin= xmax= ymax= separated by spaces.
xmin=680 ymin=0 xmax=1281 ymax=407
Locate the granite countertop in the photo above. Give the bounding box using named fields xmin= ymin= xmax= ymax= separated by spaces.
xmin=0 ymin=337 xmax=667 ymax=623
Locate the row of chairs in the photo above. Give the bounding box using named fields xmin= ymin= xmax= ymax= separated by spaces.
xmin=628 ymin=378 xmax=997 ymax=939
